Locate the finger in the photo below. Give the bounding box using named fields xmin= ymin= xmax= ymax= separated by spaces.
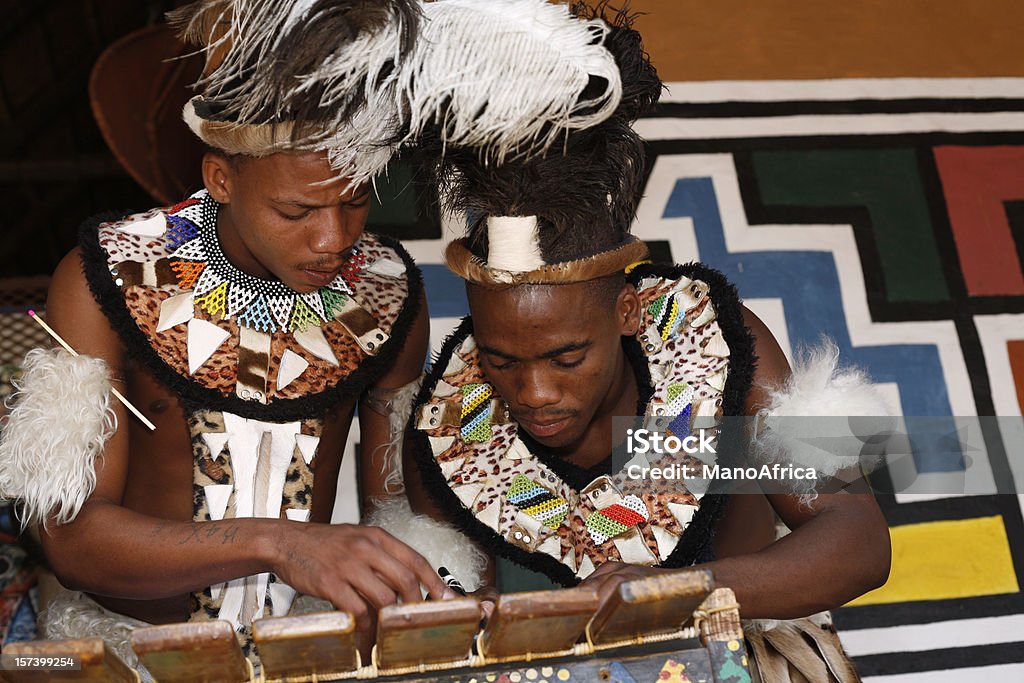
xmin=585 ymin=561 xmax=622 ymax=580
xmin=372 ymin=534 xmax=449 ymax=599
xmin=479 ymin=598 xmax=496 ymax=622
xmin=349 ymin=535 xmax=427 ymax=604
xmin=348 ymin=570 xmax=400 ymax=610
xmin=598 ymin=575 xmax=629 ymax=604
xmin=327 ymin=583 xmax=372 ymax=627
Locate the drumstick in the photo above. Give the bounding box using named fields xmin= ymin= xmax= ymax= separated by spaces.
xmin=438 ymin=567 xmax=467 ymax=596
xmin=27 ymin=310 xmax=157 ymax=431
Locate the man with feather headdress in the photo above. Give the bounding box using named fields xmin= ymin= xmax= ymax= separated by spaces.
xmin=390 ymin=8 xmax=891 ymax=681
xmin=0 ymin=0 xmax=632 ymax=667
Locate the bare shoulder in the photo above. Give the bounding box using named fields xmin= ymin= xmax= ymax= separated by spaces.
xmin=740 ymin=306 xmax=790 ymax=415
xmin=46 ymin=247 xmax=126 ymax=372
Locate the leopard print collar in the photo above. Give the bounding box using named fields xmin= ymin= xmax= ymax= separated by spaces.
xmin=410 ymin=262 xmax=755 ymax=586
xmin=78 ymin=199 xmax=423 ymax=422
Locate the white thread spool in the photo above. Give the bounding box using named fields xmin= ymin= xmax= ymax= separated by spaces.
xmin=486 ymin=215 xmax=544 ymax=273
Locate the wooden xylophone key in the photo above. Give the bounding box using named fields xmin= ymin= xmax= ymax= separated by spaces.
xmin=1 ymin=637 xmax=137 ymax=682
xmin=478 ymin=587 xmax=600 ymax=660
xmin=588 ymin=568 xmax=714 ymax=646
xmin=374 ymin=597 xmax=481 ymax=672
xmin=130 ymin=620 xmax=250 ymax=682
xmin=253 ymin=611 xmax=358 ymax=681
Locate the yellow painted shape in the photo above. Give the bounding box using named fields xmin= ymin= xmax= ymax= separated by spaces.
xmin=658 ymin=658 xmax=692 ymax=683
xmin=848 ymin=515 xmax=1019 ymax=606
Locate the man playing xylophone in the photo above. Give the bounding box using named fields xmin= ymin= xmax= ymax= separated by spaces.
xmin=0 ymin=0 xmax=637 ymax=670
xmin=384 ymin=8 xmax=892 ymax=681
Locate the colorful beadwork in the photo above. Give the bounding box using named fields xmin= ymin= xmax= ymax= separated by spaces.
xmin=169 ymin=197 xmax=200 ymax=214
xmin=266 ymin=296 xmax=295 ymax=329
xmin=288 ymin=298 xmax=320 ymax=333
xmin=461 ymin=383 xmax=494 ymax=442
xmin=666 ymin=383 xmax=694 ymax=438
xmin=585 ymin=495 xmax=650 ymax=545
xmin=320 ymin=288 xmax=348 ymax=319
xmin=507 ymin=474 xmax=569 ymax=528
xmin=170 ymin=259 xmax=206 ymax=290
xmin=649 ymin=293 xmax=683 ymax=341
xmin=235 ymin=295 xmax=277 ymax=333
xmin=341 ymin=248 xmax=368 ymax=285
xmin=165 ymin=190 xmax=364 ymax=332
xmin=194 ymin=281 xmax=229 ymax=318
xmin=165 ymin=214 xmax=200 ymax=250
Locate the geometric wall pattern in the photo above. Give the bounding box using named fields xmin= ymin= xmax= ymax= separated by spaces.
xmin=340 ymin=78 xmax=1024 ymax=682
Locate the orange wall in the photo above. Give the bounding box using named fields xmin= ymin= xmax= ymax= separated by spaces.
xmin=629 ymin=0 xmax=1022 ymax=81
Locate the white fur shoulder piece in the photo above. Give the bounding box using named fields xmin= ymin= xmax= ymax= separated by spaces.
xmin=754 ymin=340 xmax=894 ymax=481
xmin=365 ymin=495 xmax=487 ymax=593
xmin=0 ymin=348 xmax=117 ymax=529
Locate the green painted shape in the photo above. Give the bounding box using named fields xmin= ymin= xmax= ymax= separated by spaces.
xmin=751 ymin=149 xmax=950 ymax=303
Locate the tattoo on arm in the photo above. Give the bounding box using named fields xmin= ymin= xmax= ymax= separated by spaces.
xmin=165 ymin=523 xmax=241 ymax=546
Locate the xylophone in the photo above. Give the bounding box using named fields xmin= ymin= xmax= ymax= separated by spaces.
xmin=0 ymin=569 xmax=752 ymax=683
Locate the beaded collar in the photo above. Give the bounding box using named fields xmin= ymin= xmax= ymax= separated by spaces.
xmin=165 ymin=190 xmax=365 ymax=333
xmin=409 ymin=262 xmax=756 ymax=586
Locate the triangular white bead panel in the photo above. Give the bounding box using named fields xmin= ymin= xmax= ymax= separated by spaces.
xmin=277 ymin=349 xmax=310 ymax=391
xmin=266 ymin=296 xmax=294 ymax=329
xmin=192 ymin=265 xmax=223 ymax=298
xmin=300 ymin=292 xmax=326 ymax=319
xmin=226 ymin=286 xmax=258 ymax=318
xmin=187 ymin=319 xmax=230 ymax=374
xmin=118 ymin=212 xmax=166 ymax=237
xmin=157 ymin=292 xmax=195 ymax=332
xmin=293 ymin=325 xmax=339 ymax=366
xmin=294 ymin=434 xmax=320 ymax=465
xmin=204 ymin=484 xmax=233 ymax=521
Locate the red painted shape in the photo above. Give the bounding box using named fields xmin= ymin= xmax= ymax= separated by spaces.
xmin=1009 ymin=340 xmax=1024 ymax=415
xmin=934 ymin=146 xmax=1024 ymax=296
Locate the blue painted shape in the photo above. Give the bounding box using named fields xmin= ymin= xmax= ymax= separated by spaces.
xmin=606 ymin=661 xmax=639 ymax=683
xmin=663 ymin=177 xmax=961 ymax=473
xmin=421 ymin=264 xmax=469 ymax=318
xmin=4 ymin=593 xmax=38 ymax=643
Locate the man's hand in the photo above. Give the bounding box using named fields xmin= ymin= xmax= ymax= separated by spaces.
xmin=470 ymin=584 xmax=500 ymax=623
xmin=578 ymin=562 xmax=661 ymax=604
xmin=270 ymin=523 xmax=456 ymax=631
